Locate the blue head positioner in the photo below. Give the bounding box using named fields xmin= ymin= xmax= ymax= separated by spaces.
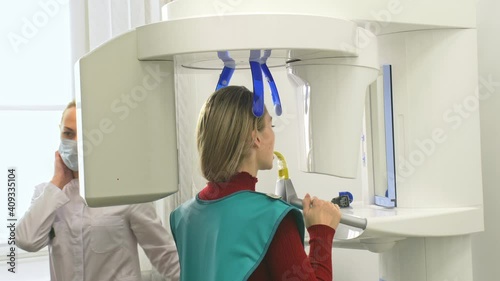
xmin=260 ymin=50 xmax=282 ymax=116
xmin=215 ymin=50 xmax=282 ymax=117
xmin=215 ymin=51 xmax=236 ymax=90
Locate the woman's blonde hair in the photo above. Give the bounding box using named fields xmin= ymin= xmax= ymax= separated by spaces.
xmin=61 ymin=99 xmax=76 ymax=123
xmin=197 ymin=86 xmax=266 ymax=182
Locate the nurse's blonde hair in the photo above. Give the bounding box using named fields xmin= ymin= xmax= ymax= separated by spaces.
xmin=197 ymin=86 xmax=266 ymax=182
xmin=61 ymin=99 xmax=76 ymax=123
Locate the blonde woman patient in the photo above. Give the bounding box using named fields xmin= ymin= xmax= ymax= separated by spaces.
xmin=16 ymin=100 xmax=180 ymax=281
xmin=170 ymin=86 xmax=342 ymax=281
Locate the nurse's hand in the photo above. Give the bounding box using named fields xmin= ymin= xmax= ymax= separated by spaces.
xmin=302 ymin=193 xmax=341 ymax=230
xmin=50 ymin=151 xmax=73 ymax=190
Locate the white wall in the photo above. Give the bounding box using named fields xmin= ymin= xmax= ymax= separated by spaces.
xmin=0 ymin=255 xmax=50 ymax=281
xmin=472 ymin=0 xmax=500 ymax=280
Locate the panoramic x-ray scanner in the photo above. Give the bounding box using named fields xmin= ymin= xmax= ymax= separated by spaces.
xmin=75 ymin=0 xmax=484 ymax=280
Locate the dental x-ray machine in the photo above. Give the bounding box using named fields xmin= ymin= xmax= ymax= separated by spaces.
xmin=75 ymin=1 xmax=484 ymax=280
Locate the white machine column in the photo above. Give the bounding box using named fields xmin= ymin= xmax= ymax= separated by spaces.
xmin=380 ymin=236 xmax=473 ymax=281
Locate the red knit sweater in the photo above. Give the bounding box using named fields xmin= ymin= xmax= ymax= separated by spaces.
xmin=198 ymin=172 xmax=335 ymax=281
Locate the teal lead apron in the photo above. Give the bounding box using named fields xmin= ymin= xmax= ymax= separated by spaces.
xmin=170 ymin=191 xmax=305 ymax=281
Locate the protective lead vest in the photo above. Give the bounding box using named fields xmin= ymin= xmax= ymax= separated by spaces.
xmin=170 ymin=191 xmax=305 ymax=281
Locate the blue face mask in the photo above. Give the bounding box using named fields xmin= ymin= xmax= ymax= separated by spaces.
xmin=58 ymin=139 xmax=78 ymax=172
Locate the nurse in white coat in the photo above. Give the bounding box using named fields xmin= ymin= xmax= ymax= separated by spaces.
xmin=16 ymin=100 xmax=180 ymax=281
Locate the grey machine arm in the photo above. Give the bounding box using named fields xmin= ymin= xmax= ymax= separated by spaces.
xmin=276 ymin=178 xmax=367 ymax=230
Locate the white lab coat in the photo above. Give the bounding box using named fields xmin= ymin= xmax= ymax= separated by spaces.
xmin=16 ymin=179 xmax=180 ymax=281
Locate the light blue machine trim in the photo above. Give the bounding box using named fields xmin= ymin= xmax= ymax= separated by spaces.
xmin=376 ymin=64 xmax=397 ymax=208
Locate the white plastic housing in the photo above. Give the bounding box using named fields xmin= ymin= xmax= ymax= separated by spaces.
xmin=75 ymin=31 xmax=178 ymax=207
xmin=289 ymin=64 xmax=378 ymax=178
xmin=287 ymin=28 xmax=379 ymax=178
xmin=162 ymin=0 xmax=475 ymax=32
xmin=378 ymin=29 xmax=483 ymax=208
xmin=330 ymin=28 xmax=484 ymax=251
